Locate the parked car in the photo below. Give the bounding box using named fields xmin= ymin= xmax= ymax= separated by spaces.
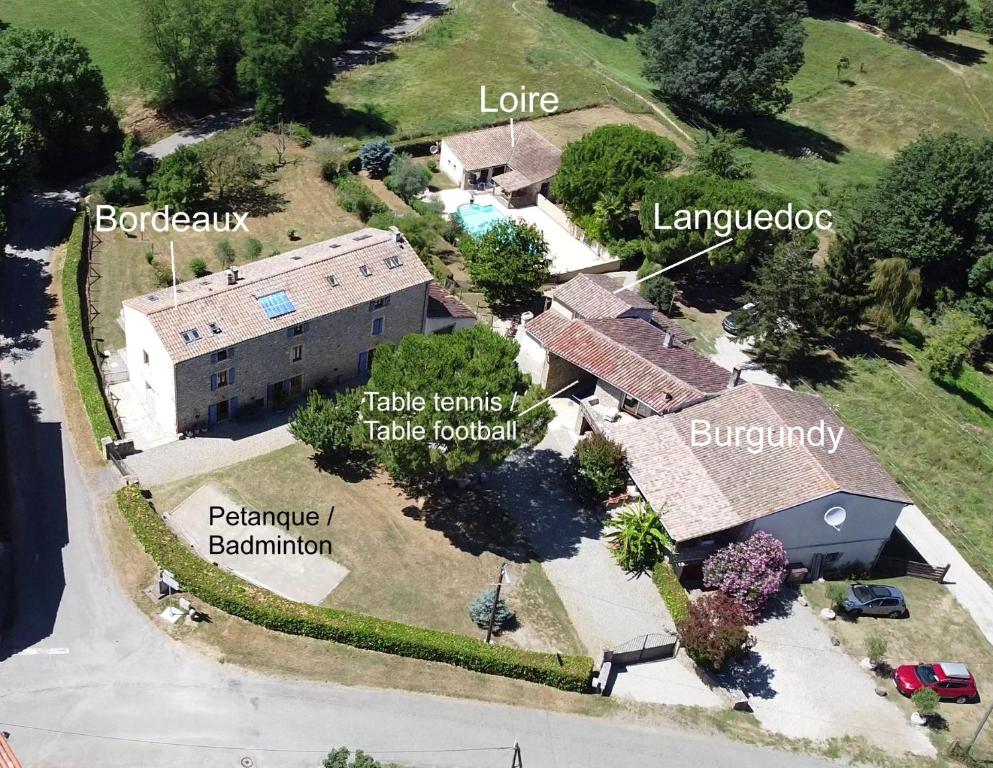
xmin=893 ymin=662 xmax=979 ymax=703
xmin=841 ymin=583 xmax=908 ymax=618
xmin=722 ymin=302 xmax=756 ymax=336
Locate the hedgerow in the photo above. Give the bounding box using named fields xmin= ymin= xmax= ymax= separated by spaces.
xmin=62 ymin=210 xmax=117 ymax=446
xmin=652 ymin=560 xmax=691 ymax=625
xmin=117 ymin=485 xmax=593 ymax=691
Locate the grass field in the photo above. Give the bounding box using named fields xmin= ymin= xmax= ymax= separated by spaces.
xmin=804 ymin=577 xmax=993 ymax=759
xmin=802 ymin=353 xmax=993 ymax=586
xmin=89 ymin=136 xmax=363 ymax=350
xmin=2 ymin=0 xmax=153 ymax=110
xmin=150 ymin=442 xmax=585 ymax=655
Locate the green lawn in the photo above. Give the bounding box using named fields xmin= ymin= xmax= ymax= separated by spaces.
xmin=2 ymin=0 xmax=153 ymax=110
xmin=801 ymin=354 xmax=993 ymax=586
xmin=151 ymin=442 xmax=585 ymax=655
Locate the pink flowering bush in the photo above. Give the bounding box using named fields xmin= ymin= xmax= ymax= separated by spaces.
xmin=702 ymin=531 xmax=788 ymax=614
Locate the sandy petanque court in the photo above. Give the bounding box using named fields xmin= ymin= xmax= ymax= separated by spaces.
xmin=166 ymin=483 xmax=349 ymax=605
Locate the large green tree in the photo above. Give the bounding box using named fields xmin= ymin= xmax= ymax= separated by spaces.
xmin=237 ymin=0 xmax=344 ymax=122
xmin=866 ymin=133 xmax=993 ymax=302
xmin=855 ymin=0 xmax=969 ymax=40
xmin=552 ymin=125 xmax=682 ymax=224
xmin=821 ymin=221 xmax=877 ymax=333
xmin=0 ymin=28 xmax=119 ymax=175
xmin=357 ymin=325 xmax=553 ymax=489
xmin=147 ymin=146 xmax=211 ymax=209
xmin=639 ymin=0 xmax=806 ymax=116
xmin=290 ymin=389 xmax=364 ymax=464
xmin=736 ymin=237 xmax=827 ymax=375
xmin=639 ymin=172 xmax=795 ymax=269
xmin=0 ymin=105 xmax=32 ymax=240
xmin=141 ymin=0 xmax=242 ymax=105
xmin=460 ymin=220 xmax=551 ymax=314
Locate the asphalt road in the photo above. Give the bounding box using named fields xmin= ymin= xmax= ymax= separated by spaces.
xmin=0 ymin=3 xmax=834 ymax=763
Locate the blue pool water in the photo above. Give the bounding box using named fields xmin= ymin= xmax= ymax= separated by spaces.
xmin=456 ymin=203 xmax=507 ymax=237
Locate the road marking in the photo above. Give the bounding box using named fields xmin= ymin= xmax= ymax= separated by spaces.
xmin=615 ymin=237 xmax=735 ymax=293
xmin=15 ymin=647 xmax=70 ymax=656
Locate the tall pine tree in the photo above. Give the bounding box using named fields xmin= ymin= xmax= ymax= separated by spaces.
xmin=822 ymin=222 xmax=876 ymax=334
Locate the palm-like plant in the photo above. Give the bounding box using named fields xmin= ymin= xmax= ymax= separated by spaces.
xmin=604 ymin=500 xmax=673 ymax=573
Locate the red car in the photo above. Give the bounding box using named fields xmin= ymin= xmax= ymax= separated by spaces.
xmin=893 ymin=662 xmax=979 ymax=703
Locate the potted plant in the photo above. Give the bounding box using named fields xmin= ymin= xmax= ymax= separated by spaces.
xmin=910 ymin=688 xmax=939 ymax=726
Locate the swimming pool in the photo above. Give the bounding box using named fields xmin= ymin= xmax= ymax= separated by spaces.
xmin=455 ymin=202 xmax=508 ymax=237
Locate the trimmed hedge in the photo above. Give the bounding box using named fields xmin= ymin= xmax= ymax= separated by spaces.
xmin=118 ymin=485 xmax=593 ymax=691
xmin=653 ymin=560 xmax=691 ymax=625
xmin=62 ymin=210 xmax=118 ymax=446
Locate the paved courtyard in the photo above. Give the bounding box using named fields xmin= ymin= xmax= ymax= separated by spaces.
xmin=489 ymin=399 xmax=721 ymax=708
xmin=433 ymin=189 xmax=619 ymax=278
xmin=167 ymin=483 xmax=348 ymax=604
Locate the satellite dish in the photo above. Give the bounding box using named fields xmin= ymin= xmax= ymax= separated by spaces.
xmin=429 ymin=143 xmax=440 ymax=155
xmin=824 ymin=506 xmax=847 ymax=531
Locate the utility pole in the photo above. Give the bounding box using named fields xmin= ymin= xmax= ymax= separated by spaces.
xmin=510 ymin=741 xmax=523 ymax=768
xmin=485 ymin=562 xmax=509 ymax=644
xmin=964 ymin=697 xmax=993 ymax=756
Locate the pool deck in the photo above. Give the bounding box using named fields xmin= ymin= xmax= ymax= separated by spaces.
xmin=432 ymin=189 xmax=619 ymax=279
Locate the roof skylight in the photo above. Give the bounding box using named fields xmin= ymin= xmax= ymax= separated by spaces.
xmin=180 ymin=328 xmax=202 ymax=344
xmin=258 ymin=291 xmax=296 ymax=319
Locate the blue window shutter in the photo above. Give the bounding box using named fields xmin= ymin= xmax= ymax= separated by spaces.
xmin=210 ymin=352 xmax=217 ymax=364
xmin=210 ymin=373 xmax=218 ymax=391
xmin=286 ymin=327 xmax=293 ymax=338
xmin=385 ymin=295 xmax=391 ymax=306
xmin=229 ymin=347 xmax=235 ymax=359
xmin=229 ymin=367 xmax=236 ymax=385
xmin=231 ymin=397 xmax=239 ymax=418
xmin=303 ymin=322 xmax=310 ymax=332
xmin=208 ymin=404 xmax=217 ymax=425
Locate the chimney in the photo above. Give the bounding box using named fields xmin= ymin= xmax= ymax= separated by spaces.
xmin=389 ymin=225 xmax=404 ymax=245
xmin=510 ymin=118 xmax=516 ymax=149
xmin=663 ymin=330 xmax=674 ymax=348
xmin=727 ymin=366 xmax=742 ymax=389
xmin=225 ymin=267 xmax=237 ymax=286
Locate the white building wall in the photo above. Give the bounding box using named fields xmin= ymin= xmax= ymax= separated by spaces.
xmin=439 ymin=141 xmax=466 ymax=188
xmin=123 ymin=305 xmax=177 ymax=433
xmin=549 ymin=298 xmax=575 ymax=319
xmin=516 ymin=328 xmax=549 ymax=384
xmin=741 ymin=491 xmax=905 ymax=571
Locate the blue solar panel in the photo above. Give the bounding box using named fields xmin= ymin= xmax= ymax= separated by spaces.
xmin=258 ymin=291 xmax=296 ymax=319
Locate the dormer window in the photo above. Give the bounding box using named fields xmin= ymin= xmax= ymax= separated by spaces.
xmin=326 ymin=274 xmax=339 ymax=287
xmin=359 ymin=264 xmax=371 ymax=277
xmin=208 ymin=322 xmax=222 ymax=334
xmin=384 ymin=256 xmax=402 ymax=269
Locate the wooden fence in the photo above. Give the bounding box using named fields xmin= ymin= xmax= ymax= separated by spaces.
xmin=874 ymin=556 xmax=951 ymax=583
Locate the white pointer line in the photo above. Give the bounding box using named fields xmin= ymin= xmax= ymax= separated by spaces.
xmin=517 ymin=380 xmax=579 ymax=417
xmin=614 ymin=237 xmax=735 ymax=293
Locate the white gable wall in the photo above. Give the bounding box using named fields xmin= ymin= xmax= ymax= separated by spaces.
xmin=123 ymin=305 xmax=177 ymax=433
xmin=739 ymin=490 xmax=906 ymax=572
xmin=439 ymin=141 xmax=466 ymax=188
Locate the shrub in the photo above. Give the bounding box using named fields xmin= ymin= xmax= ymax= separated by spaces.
xmin=360 ymin=139 xmax=396 ymax=179
xmin=335 ymin=172 xmax=388 ymax=222
xmin=144 ymin=248 xmax=155 ymax=264
xmin=427 ymin=158 xmax=439 ymax=173
xmin=289 ymin=389 xmax=362 ymax=463
xmin=825 ymin=582 xmax=847 ymax=611
xmin=912 ymin=687 xmax=940 ymax=717
xmin=652 ymin=561 xmax=690 ymax=624
xmin=677 ymin=592 xmax=751 ymax=672
xmin=442 ymin=214 xmax=466 ymax=245
xmin=921 ymin=308 xmax=987 ymax=380
xmin=288 ymin=122 xmax=313 ymax=147
xmin=314 ymin=137 xmax=350 ymax=181
xmin=244 ymin=238 xmax=264 ymax=261
xmin=702 ymin=531 xmax=788 ymax=614
xmin=189 ymin=257 xmax=209 ymax=278
xmin=604 ymin=500 xmax=672 ymax=573
xmin=89 ymin=172 xmax=145 ymax=206
xmin=638 ymin=265 xmax=676 ymax=312
xmin=115 ymin=484 xmax=592 ymax=691
xmin=570 ymin=433 xmax=628 ymax=502
xmin=322 ymin=747 xmax=382 ymax=768
xmin=864 ymin=633 xmax=887 ymax=666
xmin=60 ymin=212 xmax=117 ymax=445
xmin=467 ymin=587 xmax=515 ymax=631
xmin=150 ymin=259 xmax=172 ymax=288
xmin=214 ymin=239 xmax=236 ymax=268
xmin=384 ymin=153 xmax=431 ymax=202
xmin=147 ymin=146 xmax=209 ymax=210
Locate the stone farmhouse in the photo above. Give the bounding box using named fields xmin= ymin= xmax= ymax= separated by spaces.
xmin=122 ymin=227 xmax=473 ymax=436
xmin=439 ymin=122 xmax=561 ymax=208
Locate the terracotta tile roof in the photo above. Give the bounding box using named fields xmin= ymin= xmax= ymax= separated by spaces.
xmin=524 ymin=314 xmax=729 ymax=413
xmin=606 ymin=384 xmax=911 ymax=542
xmin=124 ymin=228 xmax=433 ymax=363
xmin=651 ymin=311 xmax=695 ymax=344
xmin=551 ymin=273 xmax=654 ymax=319
xmin=443 ymin=123 xmax=561 ymax=184
xmin=427 ymin=281 xmax=476 ymax=320
xmin=492 ymin=169 xmax=533 ymax=192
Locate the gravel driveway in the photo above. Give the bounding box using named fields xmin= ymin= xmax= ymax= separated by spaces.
xmin=727 ymin=593 xmax=935 ymax=756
